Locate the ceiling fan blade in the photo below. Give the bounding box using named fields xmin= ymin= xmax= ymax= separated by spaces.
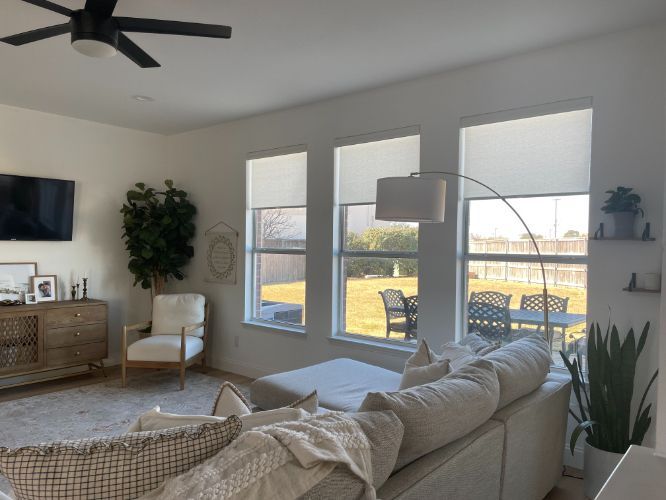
xmin=116 ymin=18 xmax=232 ymax=39
xmin=0 ymin=23 xmax=70 ymax=46
xmin=118 ymin=33 xmax=160 ymax=68
xmin=84 ymin=0 xmax=118 ymax=18
xmin=18 ymin=0 xmax=71 ymax=17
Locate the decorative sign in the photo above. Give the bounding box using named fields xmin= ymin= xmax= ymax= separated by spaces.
xmin=205 ymin=231 xmax=237 ymax=284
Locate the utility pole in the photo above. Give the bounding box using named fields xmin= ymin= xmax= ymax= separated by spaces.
xmin=553 ymin=198 xmax=561 ymax=239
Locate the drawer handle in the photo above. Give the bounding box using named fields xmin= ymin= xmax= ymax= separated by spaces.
xmin=75 ymin=351 xmax=81 ymax=356
xmin=74 ymin=313 xmax=81 ymax=318
xmin=75 ymin=332 xmax=81 ymax=337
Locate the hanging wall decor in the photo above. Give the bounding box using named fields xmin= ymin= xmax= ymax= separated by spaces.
xmin=204 ymin=221 xmax=238 ymax=285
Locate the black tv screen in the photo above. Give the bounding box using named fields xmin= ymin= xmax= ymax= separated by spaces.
xmin=0 ymin=174 xmax=75 ymax=241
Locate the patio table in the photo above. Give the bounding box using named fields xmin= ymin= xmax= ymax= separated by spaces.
xmin=508 ymin=309 xmax=586 ymax=330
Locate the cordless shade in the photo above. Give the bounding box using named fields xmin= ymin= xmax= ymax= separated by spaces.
xmin=338 ymin=134 xmax=420 ymax=205
xmin=249 ymin=151 xmax=307 ymax=209
xmin=462 ymin=107 xmax=592 ymax=199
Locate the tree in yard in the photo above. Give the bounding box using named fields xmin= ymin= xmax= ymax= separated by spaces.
xmin=260 ymin=208 xmax=298 ymax=240
xmin=563 ymin=229 xmax=581 ymax=238
xmin=520 ymin=232 xmax=544 ymax=240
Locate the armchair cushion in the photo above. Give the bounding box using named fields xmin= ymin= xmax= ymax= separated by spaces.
xmin=152 ymin=294 xmax=206 ymax=338
xmin=127 ymin=335 xmax=204 ymax=363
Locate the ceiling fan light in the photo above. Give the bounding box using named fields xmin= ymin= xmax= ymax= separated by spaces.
xmin=72 ymin=38 xmax=117 ymax=58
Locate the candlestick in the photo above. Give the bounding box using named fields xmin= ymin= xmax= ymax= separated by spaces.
xmin=81 ymin=278 xmax=88 ymax=301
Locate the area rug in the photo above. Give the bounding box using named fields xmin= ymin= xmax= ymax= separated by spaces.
xmin=0 ymin=371 xmax=250 ymax=495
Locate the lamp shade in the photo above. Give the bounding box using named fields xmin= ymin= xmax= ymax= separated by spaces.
xmin=375 ymin=176 xmax=446 ymax=222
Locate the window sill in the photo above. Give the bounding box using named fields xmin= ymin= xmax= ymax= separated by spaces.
xmin=327 ymin=334 xmax=415 ymax=357
xmin=241 ymin=320 xmax=307 ymax=337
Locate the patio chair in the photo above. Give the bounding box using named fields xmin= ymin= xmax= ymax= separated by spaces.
xmin=469 ymin=290 xmax=512 ymax=309
xmin=518 ymin=293 xmax=569 ymax=350
xmin=467 ymin=301 xmax=511 ymax=342
xmin=378 ymin=289 xmax=407 ymax=338
xmin=402 ymin=295 xmax=418 ymax=341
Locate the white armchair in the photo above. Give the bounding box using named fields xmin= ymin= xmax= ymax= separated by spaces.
xmin=121 ymin=293 xmax=209 ymax=390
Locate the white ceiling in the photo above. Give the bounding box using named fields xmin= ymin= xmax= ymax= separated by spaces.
xmin=1 ymin=0 xmax=665 ymax=135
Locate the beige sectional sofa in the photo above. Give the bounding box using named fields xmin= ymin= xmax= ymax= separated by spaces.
xmin=252 ymin=355 xmax=571 ymax=500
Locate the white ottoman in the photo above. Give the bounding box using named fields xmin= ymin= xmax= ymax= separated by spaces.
xmin=250 ymin=358 xmax=401 ymax=412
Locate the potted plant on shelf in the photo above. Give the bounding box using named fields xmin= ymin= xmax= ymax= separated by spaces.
xmin=602 ymin=186 xmax=643 ymax=238
xmin=120 ymin=179 xmax=197 ymax=298
xmin=561 ymin=321 xmax=658 ymax=499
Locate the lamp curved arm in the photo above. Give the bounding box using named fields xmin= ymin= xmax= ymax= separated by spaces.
xmin=411 ymin=170 xmax=550 ymax=339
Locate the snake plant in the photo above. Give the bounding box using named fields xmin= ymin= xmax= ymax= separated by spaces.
xmin=561 ymin=321 xmax=658 ymax=454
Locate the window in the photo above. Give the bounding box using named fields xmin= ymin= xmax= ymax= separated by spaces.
xmin=336 ymin=130 xmax=420 ymax=342
xmin=461 ymin=102 xmax=592 ymax=366
xmin=247 ymin=148 xmax=307 ymax=328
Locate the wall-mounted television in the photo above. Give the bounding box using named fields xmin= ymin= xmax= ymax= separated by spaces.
xmin=0 ymin=174 xmax=75 ymax=241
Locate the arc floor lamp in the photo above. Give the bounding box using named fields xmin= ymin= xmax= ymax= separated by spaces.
xmin=375 ymin=171 xmax=550 ymax=337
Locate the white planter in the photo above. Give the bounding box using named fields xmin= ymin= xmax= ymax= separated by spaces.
xmin=584 ymin=441 xmax=623 ymax=499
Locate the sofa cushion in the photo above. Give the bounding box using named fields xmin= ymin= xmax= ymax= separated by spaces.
xmin=399 ymin=340 xmax=450 ymax=390
xmin=211 ymin=381 xmax=252 ymax=416
xmin=359 ymin=359 xmax=500 ymax=470
xmin=460 ymin=333 xmax=501 ymax=356
xmin=127 ymin=406 xmax=310 ymax=434
xmin=483 ymin=334 xmax=551 ymax=409
xmin=152 ymin=293 xmax=205 ymax=338
xmin=251 ymin=358 xmax=401 ymax=412
xmin=0 ymin=418 xmax=241 ymax=500
xmin=126 ymin=335 xmax=203 ymax=362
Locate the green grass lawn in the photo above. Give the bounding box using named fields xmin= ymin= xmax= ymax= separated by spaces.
xmin=262 ymin=277 xmax=587 ymax=339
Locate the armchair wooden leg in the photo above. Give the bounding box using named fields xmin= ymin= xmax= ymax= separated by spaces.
xmin=179 ymin=364 xmax=186 ymax=390
xmin=201 ymin=355 xmax=207 ymax=373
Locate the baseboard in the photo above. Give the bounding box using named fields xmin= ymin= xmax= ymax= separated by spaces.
xmin=208 ymin=355 xmax=275 ymax=379
xmin=563 ymin=445 xmax=584 ymax=469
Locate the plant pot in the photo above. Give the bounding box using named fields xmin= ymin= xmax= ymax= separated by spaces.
xmin=611 ymin=211 xmax=636 ymax=239
xmin=584 ymin=441 xmax=623 ymax=499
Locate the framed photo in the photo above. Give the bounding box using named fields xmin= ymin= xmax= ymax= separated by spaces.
xmin=25 ymin=293 xmax=37 ymax=304
xmin=31 ymin=275 xmax=57 ymax=302
xmin=0 ymin=262 xmax=38 ymax=301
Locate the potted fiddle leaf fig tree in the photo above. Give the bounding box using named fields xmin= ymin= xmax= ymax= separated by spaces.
xmin=602 ymin=186 xmax=643 ymax=238
xmin=120 ymin=179 xmax=196 ymax=298
xmin=561 ymin=321 xmax=658 ymax=499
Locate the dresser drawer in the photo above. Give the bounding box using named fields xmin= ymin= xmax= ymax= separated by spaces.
xmin=47 ymin=323 xmax=107 ymax=349
xmin=47 ymin=342 xmax=107 ymax=368
xmin=46 ymin=305 xmax=106 ymax=328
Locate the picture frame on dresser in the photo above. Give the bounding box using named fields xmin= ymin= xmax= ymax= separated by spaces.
xmin=31 ymin=275 xmax=57 ymax=302
xmin=0 ymin=262 xmax=37 ymax=301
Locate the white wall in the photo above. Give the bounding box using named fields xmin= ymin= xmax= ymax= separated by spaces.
xmin=0 ymin=104 xmax=168 ymax=367
xmin=165 ymin=23 xmax=666 ymax=456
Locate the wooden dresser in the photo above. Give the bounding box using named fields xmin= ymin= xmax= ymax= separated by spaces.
xmin=0 ymin=300 xmax=108 ymax=387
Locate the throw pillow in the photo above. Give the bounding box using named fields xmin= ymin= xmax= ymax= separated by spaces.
xmin=128 ymin=406 xmax=310 ymax=434
xmin=399 ymin=339 xmax=450 ymax=390
xmin=483 ymin=334 xmax=551 ymax=409
xmin=211 ymin=381 xmax=318 ymax=416
xmin=439 ymin=342 xmax=479 ymax=370
xmin=0 ymin=418 xmax=241 ymax=500
xmin=460 ymin=332 xmax=501 ymax=356
xmin=359 ymin=359 xmax=500 ymax=470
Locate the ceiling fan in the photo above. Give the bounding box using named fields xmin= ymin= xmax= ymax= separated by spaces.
xmin=0 ymin=0 xmax=232 ymax=68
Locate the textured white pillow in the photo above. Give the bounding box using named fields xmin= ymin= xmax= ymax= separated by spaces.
xmin=212 ymin=381 xmax=318 ymax=416
xmin=399 ymin=340 xmax=450 ymax=390
xmin=127 ymin=406 xmax=309 ymax=433
xmin=152 ymin=293 xmax=206 ymax=337
xmin=483 ymin=334 xmax=551 ymax=409
xmin=359 ymin=359 xmax=500 ymax=470
xmin=439 ymin=342 xmax=479 ymax=370
xmin=460 ymin=333 xmax=501 ymax=356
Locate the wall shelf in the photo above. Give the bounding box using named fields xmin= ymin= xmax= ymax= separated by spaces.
xmin=622 ymin=287 xmax=660 ymax=294
xmin=590 ymin=237 xmax=656 ymax=241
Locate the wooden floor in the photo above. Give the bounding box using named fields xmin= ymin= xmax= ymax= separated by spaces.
xmin=0 ymin=367 xmax=585 ymax=499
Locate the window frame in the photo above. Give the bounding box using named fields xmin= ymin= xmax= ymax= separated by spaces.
xmin=245 ymin=147 xmax=307 ymax=332
xmin=460 ymin=193 xmax=590 ymax=345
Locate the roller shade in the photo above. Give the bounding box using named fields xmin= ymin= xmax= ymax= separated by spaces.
xmin=462 ymin=106 xmax=592 ymax=199
xmin=338 ymin=133 xmax=420 ymax=205
xmin=248 ymin=150 xmax=307 ymax=209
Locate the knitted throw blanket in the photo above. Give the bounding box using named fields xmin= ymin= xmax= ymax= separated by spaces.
xmin=140 ymin=412 xmax=375 ymax=500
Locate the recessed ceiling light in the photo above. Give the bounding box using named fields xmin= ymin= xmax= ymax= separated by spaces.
xmin=132 ymin=95 xmax=155 ymax=102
